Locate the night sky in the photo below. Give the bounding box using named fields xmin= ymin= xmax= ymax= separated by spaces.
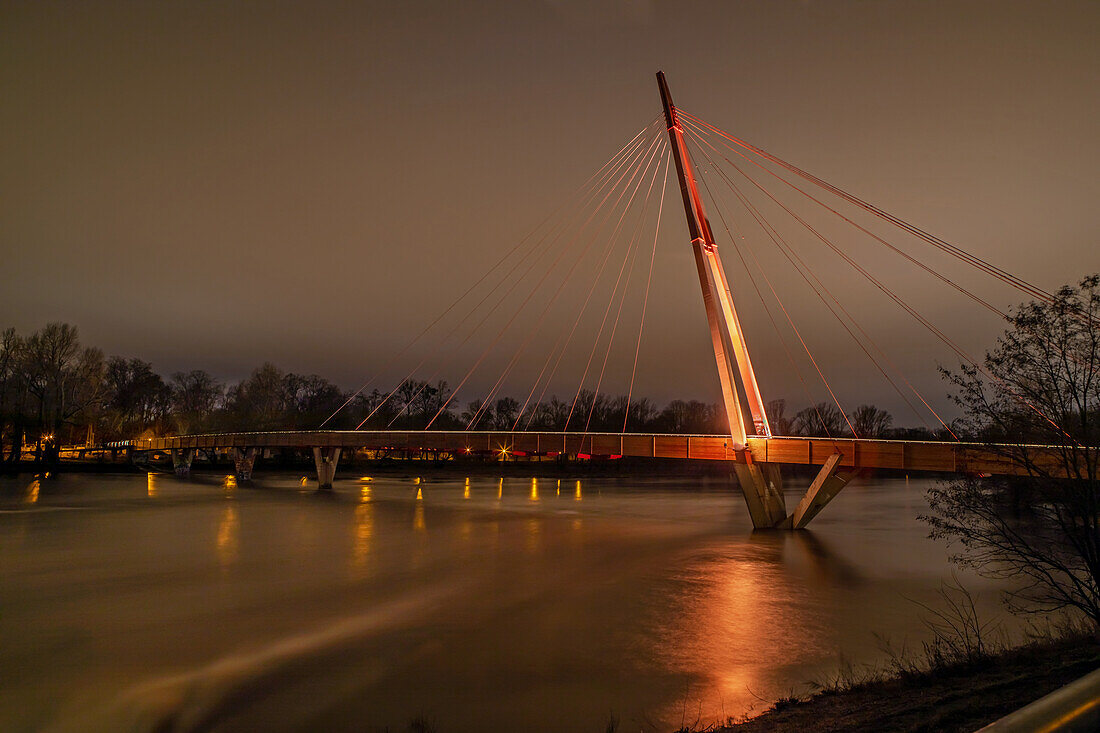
xmin=3 ymin=1 xmax=1098 ymax=422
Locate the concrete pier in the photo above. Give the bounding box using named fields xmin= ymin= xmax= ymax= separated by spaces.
xmin=313 ymin=447 xmax=341 ymax=489
xmin=229 ymin=447 xmax=259 ymax=482
xmin=171 ymin=448 xmax=194 ymax=477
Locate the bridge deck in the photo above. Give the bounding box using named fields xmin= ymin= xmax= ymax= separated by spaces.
xmin=112 ymin=430 xmax=1042 ymax=476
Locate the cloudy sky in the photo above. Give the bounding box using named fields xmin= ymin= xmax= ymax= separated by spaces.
xmin=3 ymin=1 xmax=1097 ymax=424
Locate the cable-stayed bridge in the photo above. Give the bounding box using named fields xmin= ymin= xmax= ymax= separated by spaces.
xmin=111 ymin=73 xmax=1083 ymax=529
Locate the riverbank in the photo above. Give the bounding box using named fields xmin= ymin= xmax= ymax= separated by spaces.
xmin=702 ymin=631 xmax=1100 ymax=733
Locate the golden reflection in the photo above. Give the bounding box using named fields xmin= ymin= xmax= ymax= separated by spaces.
xmin=222 ymin=474 xmax=237 ymax=491
xmin=147 ymin=473 xmax=158 ymax=497
xmin=571 ymin=518 xmax=582 ymax=532
xmin=413 ymin=502 xmax=425 ymax=532
xmin=351 ymin=500 xmax=373 ymax=574
xmin=530 ymin=478 xmax=539 ymax=502
xmin=300 ymin=476 xmax=308 ymax=487
xmin=359 ymin=476 xmax=373 ymax=482
xmin=413 ymin=476 xmax=421 ymax=485
xmin=575 ymin=480 xmax=582 ymax=501
xmin=463 ymin=477 xmax=470 ymax=500
xmin=25 ymin=477 xmax=40 ymax=504
xmin=416 ymin=487 xmax=423 ymax=501
xmin=556 ymin=479 xmax=561 ymax=497
xmin=360 ymin=485 xmax=372 ymax=503
xmin=497 ymin=478 xmax=503 ymax=501
xmin=653 ymin=535 xmax=804 ymax=724
xmin=216 ymin=504 xmax=239 ymax=568
xmin=525 ymin=517 xmax=541 ymax=553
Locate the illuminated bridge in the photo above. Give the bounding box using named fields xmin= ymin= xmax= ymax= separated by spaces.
xmin=112 ymin=430 xmax=1057 ymax=531
xmin=108 ymin=73 xmax=1080 ymax=529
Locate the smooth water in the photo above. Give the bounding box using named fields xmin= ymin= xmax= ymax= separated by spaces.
xmin=0 ymin=469 xmax=1012 ymax=732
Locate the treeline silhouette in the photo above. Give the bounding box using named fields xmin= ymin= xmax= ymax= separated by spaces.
xmin=0 ymin=323 xmax=949 ymax=464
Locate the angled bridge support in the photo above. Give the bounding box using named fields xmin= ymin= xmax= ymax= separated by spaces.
xmin=790 ymin=453 xmax=855 ymax=529
xmin=733 ymin=452 xmax=856 ymax=529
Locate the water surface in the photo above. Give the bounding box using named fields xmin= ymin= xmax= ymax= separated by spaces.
xmin=0 ymin=469 xmax=1012 ymax=731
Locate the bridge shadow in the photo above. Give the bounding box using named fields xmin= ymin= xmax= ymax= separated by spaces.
xmin=790 ymin=529 xmax=864 ymax=588
xmin=742 ymin=528 xmax=864 ymax=588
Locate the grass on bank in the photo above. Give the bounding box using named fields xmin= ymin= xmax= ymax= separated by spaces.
xmin=677 ymin=581 xmax=1100 ymax=733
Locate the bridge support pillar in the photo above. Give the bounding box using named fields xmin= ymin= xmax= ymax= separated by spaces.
xmin=733 ymin=461 xmax=788 ymax=529
xmin=789 ymin=453 xmax=855 ymax=529
xmin=171 ymin=448 xmax=194 ymax=478
xmin=229 ymin=447 xmax=259 ymax=482
xmin=313 ymin=447 xmax=341 ymax=490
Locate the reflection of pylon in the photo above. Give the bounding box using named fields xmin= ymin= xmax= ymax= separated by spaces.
xmin=656 ymin=72 xmax=770 ymax=448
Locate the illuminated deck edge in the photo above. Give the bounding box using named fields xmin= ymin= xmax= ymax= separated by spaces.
xmin=106 ymin=431 xmax=1074 ymax=477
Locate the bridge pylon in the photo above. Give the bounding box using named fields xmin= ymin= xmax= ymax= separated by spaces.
xmin=659 ymin=71 xmax=841 ymax=529
xmin=657 ymin=71 xmax=771 ymax=451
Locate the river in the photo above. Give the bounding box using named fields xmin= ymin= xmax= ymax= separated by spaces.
xmin=0 ymin=469 xmax=1014 ymax=732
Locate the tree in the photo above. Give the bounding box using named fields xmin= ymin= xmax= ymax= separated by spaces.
xmin=461 ymin=399 xmax=491 ymax=429
xmin=0 ymin=329 xmax=25 ymax=461
xmin=850 ymin=404 xmax=893 ymax=438
xmin=525 ymin=396 xmax=569 ymax=430
xmin=624 ymin=397 xmax=656 ymax=432
xmin=226 ymin=363 xmax=290 ymax=429
xmin=352 ymin=388 xmax=391 ymax=429
xmin=792 ymin=402 xmax=850 ymax=437
xmin=20 ymin=324 xmax=105 ymax=460
xmin=284 ymin=373 xmax=345 ymax=428
xmin=923 ymin=275 xmax=1100 ymax=624
xmin=766 ymin=399 xmax=792 ymax=435
xmin=492 ymin=396 xmax=519 ymax=430
xmin=104 ymin=357 xmax=171 ymax=438
xmin=412 ymin=380 xmax=451 ymax=427
xmin=655 ymin=399 xmax=711 ymax=434
xmin=170 ymin=370 xmax=224 ymax=433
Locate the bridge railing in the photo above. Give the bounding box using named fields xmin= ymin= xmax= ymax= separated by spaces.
xmin=978 ymin=666 xmax=1100 ymax=732
xmin=101 ymin=430 xmax=1077 ymax=477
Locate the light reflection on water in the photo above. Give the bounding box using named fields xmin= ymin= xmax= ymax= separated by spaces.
xmin=216 ymin=504 xmax=239 ymax=569
xmin=351 ymin=490 xmax=373 ymax=577
xmin=0 ymin=471 xmax=1017 ymax=732
xmin=24 ymin=477 xmax=40 ymax=504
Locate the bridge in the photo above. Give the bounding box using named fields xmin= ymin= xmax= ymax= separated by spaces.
xmin=112 ymin=429 xmax=1057 ymax=531
xmin=107 ymin=72 xmax=1076 ymax=530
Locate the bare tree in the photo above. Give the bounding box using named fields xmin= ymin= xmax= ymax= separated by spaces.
xmin=492 ymin=396 xmax=519 ymax=430
xmin=0 ymin=329 xmax=24 ymax=462
xmin=792 ymin=402 xmax=850 ymax=437
xmin=20 ymin=324 xmax=105 ymax=461
xmin=170 ymin=370 xmax=224 ymax=433
xmin=104 ymin=357 xmax=171 ymax=438
xmin=461 ymin=399 xmax=492 ymax=429
xmin=412 ymin=380 xmax=450 ymax=426
xmin=624 ymin=397 xmax=656 ymax=432
xmin=850 ymin=404 xmax=893 ymax=438
xmin=765 ymin=399 xmax=792 ymax=435
xmin=923 ymin=275 xmax=1100 ymax=624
